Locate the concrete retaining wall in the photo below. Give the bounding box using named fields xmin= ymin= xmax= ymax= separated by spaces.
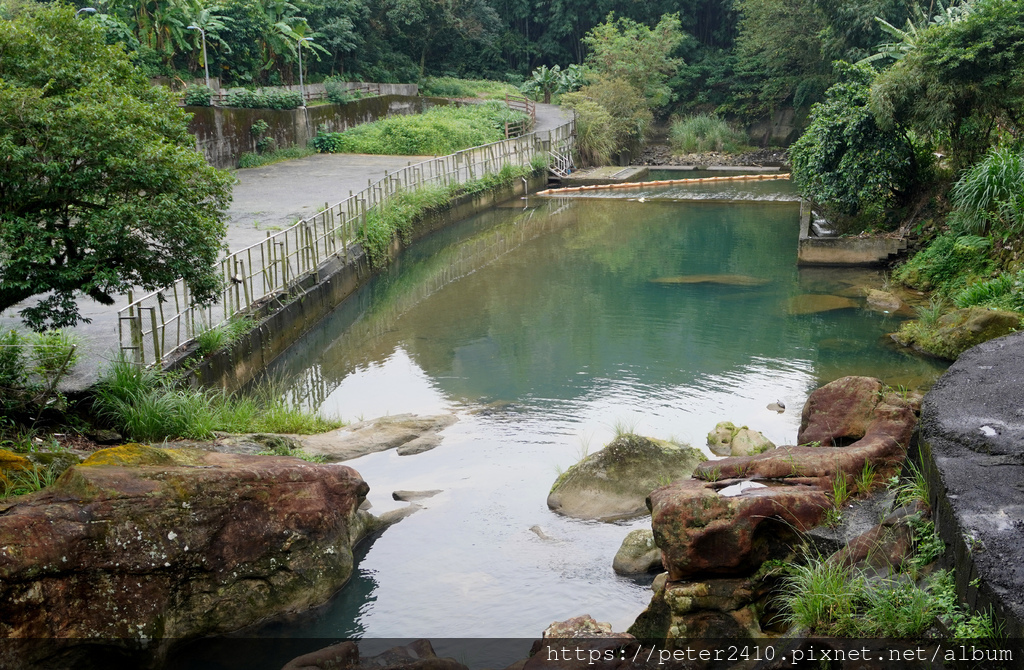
xmin=175 ymin=174 xmax=549 ymax=391
xmin=187 ymin=95 xmax=449 ymax=169
xmin=797 ymin=201 xmax=908 ymax=266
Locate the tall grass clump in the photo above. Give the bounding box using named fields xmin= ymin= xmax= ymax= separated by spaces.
xmin=669 ymin=114 xmax=748 ymax=154
xmin=560 ymin=98 xmax=615 ymax=166
xmin=949 ymin=147 xmax=1024 ymax=237
xmin=93 ymin=358 xmax=341 ymax=442
xmin=237 ymin=145 xmax=315 ymax=169
xmin=421 ymin=77 xmax=521 ymax=100
xmin=312 ymin=102 xmax=527 ymax=156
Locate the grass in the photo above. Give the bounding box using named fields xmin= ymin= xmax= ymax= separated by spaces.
xmin=196 ymin=317 xmax=255 ymax=357
xmin=854 ymin=461 xmax=878 ymax=495
xmin=356 ymin=162 xmax=538 ymax=267
xmin=255 ymin=441 xmax=328 ymax=463
xmin=0 ymin=464 xmax=60 ymax=500
xmin=830 ymin=472 xmax=852 ymax=507
xmin=237 ymin=145 xmax=315 ymax=169
xmin=420 ymin=77 xmax=521 ymax=100
xmin=888 ymin=457 xmax=930 ymax=508
xmin=669 ymin=114 xmax=749 ymax=154
xmin=312 ymin=102 xmax=528 ymax=156
xmin=93 ymin=358 xmax=341 ymax=443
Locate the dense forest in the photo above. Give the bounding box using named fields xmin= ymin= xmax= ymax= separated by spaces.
xmin=0 ymin=0 xmax=958 ymax=122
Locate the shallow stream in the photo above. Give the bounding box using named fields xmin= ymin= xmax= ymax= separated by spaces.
xmin=259 ymin=176 xmax=946 ymax=645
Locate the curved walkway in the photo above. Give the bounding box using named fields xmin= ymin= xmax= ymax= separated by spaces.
xmin=0 ymin=102 xmax=571 ymax=387
xmin=920 ymin=330 xmax=1024 ymax=642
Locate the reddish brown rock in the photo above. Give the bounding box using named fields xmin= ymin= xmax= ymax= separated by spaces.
xmin=525 ymin=616 xmax=635 ymax=670
xmin=831 ymin=503 xmax=930 ymax=572
xmin=798 ymin=376 xmax=883 ymax=446
xmin=0 ymin=445 xmax=369 ymax=665
xmin=648 ymin=479 xmax=830 ymax=580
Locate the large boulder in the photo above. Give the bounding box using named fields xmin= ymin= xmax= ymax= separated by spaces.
xmin=547 ymin=435 xmax=706 ymax=522
xmin=706 ymin=422 xmax=774 ymax=457
xmin=628 ymin=575 xmax=771 ymax=641
xmin=648 ymin=479 xmax=830 ymax=580
xmin=894 ymin=307 xmax=1022 ymax=360
xmin=0 ymin=444 xmax=369 ymax=665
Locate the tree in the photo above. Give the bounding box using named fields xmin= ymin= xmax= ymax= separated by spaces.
xmin=0 ymin=6 xmax=233 ymax=330
xmin=583 ymin=12 xmax=684 ymax=109
xmin=789 ymin=62 xmax=932 ymax=231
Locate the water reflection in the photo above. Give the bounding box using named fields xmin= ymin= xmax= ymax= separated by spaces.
xmin=264 ymin=188 xmax=947 ymax=639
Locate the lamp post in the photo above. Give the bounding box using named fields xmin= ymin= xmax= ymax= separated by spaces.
xmin=297 ymin=37 xmax=313 ymax=106
xmin=187 ymin=25 xmax=209 ymax=89
xmin=75 ymin=7 xmax=96 ymax=17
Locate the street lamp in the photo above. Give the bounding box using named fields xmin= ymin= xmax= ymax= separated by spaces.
xmin=187 ymin=25 xmax=209 ymax=89
xmin=297 ymin=37 xmax=313 ymax=106
xmin=75 ymin=7 xmax=96 ymax=17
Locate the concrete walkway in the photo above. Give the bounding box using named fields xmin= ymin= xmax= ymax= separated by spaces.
xmin=0 ymin=103 xmax=571 ymax=387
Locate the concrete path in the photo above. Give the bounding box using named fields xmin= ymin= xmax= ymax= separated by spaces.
xmin=0 ymin=103 xmax=571 ymax=387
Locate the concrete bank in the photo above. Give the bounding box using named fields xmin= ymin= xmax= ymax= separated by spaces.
xmin=919 ymin=331 xmax=1024 ymax=643
xmin=797 ymin=201 xmax=908 ymax=266
xmin=177 ymin=173 xmax=549 ymax=391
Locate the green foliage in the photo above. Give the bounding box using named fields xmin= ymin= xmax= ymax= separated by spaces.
xmin=953 ymin=271 xmax=1024 ymax=312
xmin=669 ymin=114 xmax=747 ymax=154
xmin=237 ymin=145 xmax=314 ymax=169
xmin=0 ymin=328 xmax=79 ymax=424
xmin=324 ymin=78 xmax=364 ymax=104
xmin=521 ymin=65 xmax=560 ymax=104
xmin=1 ymin=463 xmax=60 ymax=500
xmin=183 ymin=85 xmax=214 ymax=106
xmin=893 ymin=233 xmax=994 ymax=295
xmin=870 ymin=0 xmax=1024 ymax=168
xmin=0 ymin=6 xmax=233 ymax=330
xmin=195 ymin=317 xmax=255 ymax=357
xmin=357 ymin=163 xmax=535 ymax=267
xmin=789 ymin=62 xmax=933 ymax=233
xmin=312 ymin=102 xmax=522 ymax=155
xmin=225 ymin=88 xmax=304 ymax=109
xmin=558 ymin=98 xmax=615 ymax=166
xmin=583 ymin=12 xmax=684 ymax=109
xmin=908 ymin=515 xmax=945 ymax=568
xmin=949 ymin=147 xmax=1024 ymax=236
xmin=932 ymin=570 xmax=1004 ymax=640
xmin=561 ymin=77 xmax=652 ymax=161
xmin=421 ymin=77 xmax=520 ymax=100
xmin=93 ymin=358 xmax=341 ymax=442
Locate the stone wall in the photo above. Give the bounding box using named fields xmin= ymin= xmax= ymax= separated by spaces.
xmin=797 ymin=201 xmax=908 ymax=266
xmin=187 ymin=95 xmax=448 ymax=169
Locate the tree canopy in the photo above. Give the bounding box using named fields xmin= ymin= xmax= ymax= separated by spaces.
xmin=0 ymin=5 xmax=233 ymax=330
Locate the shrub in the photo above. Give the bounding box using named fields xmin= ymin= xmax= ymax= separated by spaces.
xmin=669 ymin=114 xmax=748 ymax=154
xmin=558 ymin=98 xmax=615 ymax=166
xmin=949 ymin=147 xmax=1024 ymax=237
xmin=183 ymin=85 xmax=213 ymax=107
xmin=312 ymin=102 xmax=524 ymax=156
xmin=0 ymin=329 xmax=79 ymax=424
xmin=237 ymin=145 xmax=314 ymax=169
xmin=325 ymin=78 xmax=359 ymax=104
xmin=225 ymin=88 xmax=302 ymax=110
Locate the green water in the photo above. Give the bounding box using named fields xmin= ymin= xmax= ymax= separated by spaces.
xmin=266 ymin=184 xmax=946 ymax=641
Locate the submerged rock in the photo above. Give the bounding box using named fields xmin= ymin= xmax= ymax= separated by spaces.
xmin=650 ymin=274 xmax=770 ymax=287
xmin=0 ymin=445 xmax=369 ymax=664
xmin=865 ymin=289 xmax=904 ymax=313
xmin=706 ymin=422 xmax=774 ymax=457
xmin=613 ymin=529 xmax=662 ymax=575
xmin=300 ymin=413 xmax=458 ymax=461
xmin=547 ymin=435 xmax=706 ymax=522
xmin=787 ymin=294 xmax=859 ymax=315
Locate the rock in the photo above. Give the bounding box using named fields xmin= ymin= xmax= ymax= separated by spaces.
xmin=650 ymin=274 xmax=770 ymax=287
xmin=542 ymin=614 xmax=614 ymax=638
xmin=0 ymin=445 xmax=368 ymax=664
xmin=865 ymin=289 xmax=904 ymax=312
xmin=24 ymin=451 xmax=81 ymax=476
xmin=0 ymin=448 xmax=32 ymax=487
xmin=529 ymin=525 xmax=557 ymax=541
xmin=787 ymin=294 xmax=859 ymax=315
xmin=831 ymin=519 xmax=917 ymax=574
xmin=895 ymin=307 xmax=1022 ymax=360
xmin=283 ymin=639 xmax=468 ymax=670
xmin=648 ymin=479 xmax=830 ymax=580
xmin=392 ymin=489 xmax=442 ymax=501
xmin=613 ymin=529 xmax=662 ymax=575
xmin=300 ymin=414 xmax=458 ymax=461
xmin=86 ymin=428 xmax=123 ymax=445
xmin=547 ymin=435 xmax=706 ymax=522
xmin=799 ymin=376 xmax=884 ymax=446
xmin=706 ymin=422 xmax=775 ymax=457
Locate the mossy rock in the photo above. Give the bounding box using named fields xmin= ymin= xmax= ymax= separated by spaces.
xmin=26 ymin=452 xmax=81 ymax=477
xmin=894 ymin=307 xmax=1022 ymax=360
xmin=547 ymin=434 xmax=707 ymax=522
xmin=81 ymin=443 xmax=206 ymax=468
xmin=0 ymin=449 xmax=33 ymax=488
xmin=706 ymin=422 xmax=774 ymax=457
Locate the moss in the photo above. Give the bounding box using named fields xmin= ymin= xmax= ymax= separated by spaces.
xmin=81 ymin=444 xmax=206 ymax=468
xmin=895 ymin=307 xmax=1022 ymax=360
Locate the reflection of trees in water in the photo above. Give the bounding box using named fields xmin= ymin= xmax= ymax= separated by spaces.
xmin=281 ymin=201 xmax=580 ymax=408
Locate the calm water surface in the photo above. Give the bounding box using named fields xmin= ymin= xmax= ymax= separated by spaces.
xmin=264 ymin=179 xmax=946 ymax=642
